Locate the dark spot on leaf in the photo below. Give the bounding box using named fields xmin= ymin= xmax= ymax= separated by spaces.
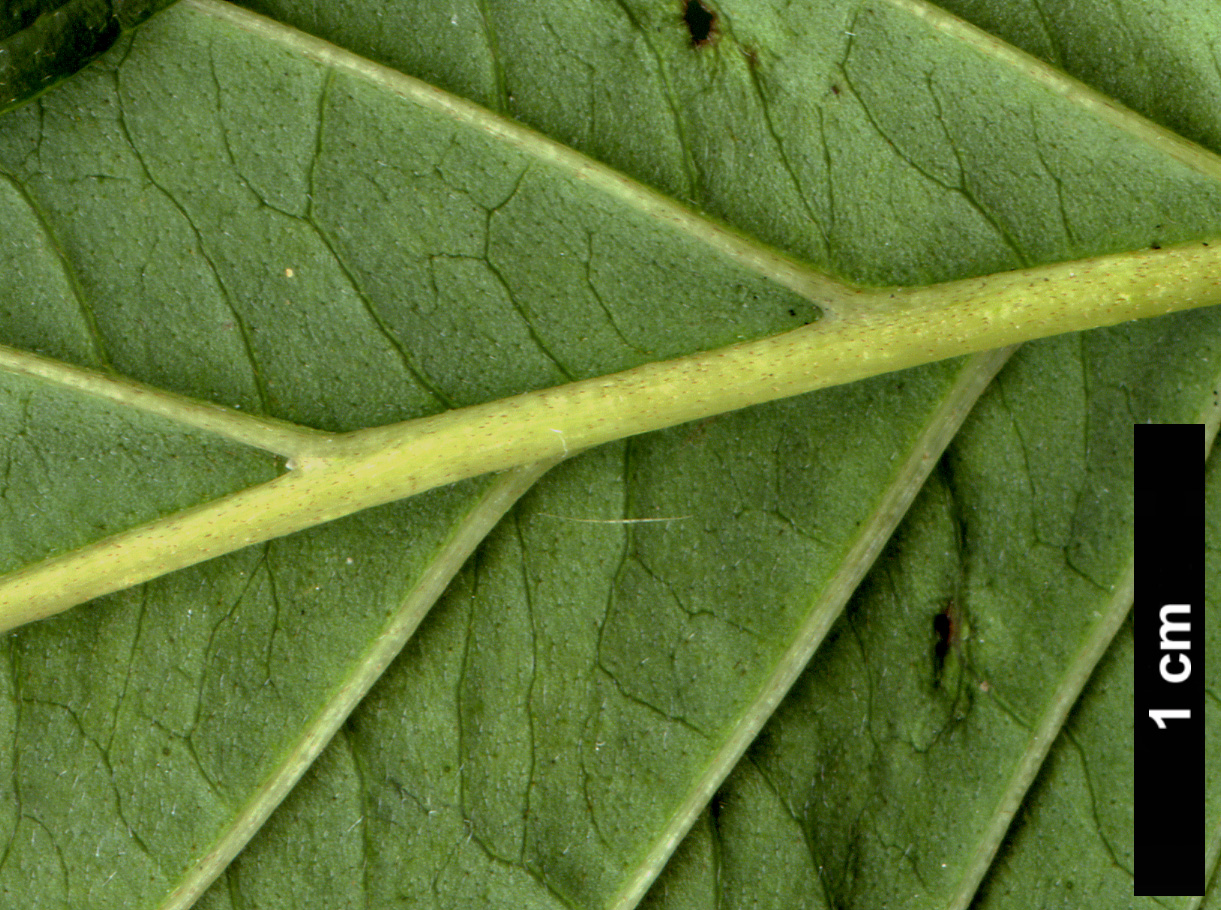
xmin=683 ymin=0 xmax=717 ymax=47
xmin=786 ymin=302 xmax=823 ymax=326
xmin=831 ymin=84 xmax=841 ymax=95
xmin=741 ymin=45 xmax=759 ymax=68
xmin=1151 ymin=242 xmax=1161 ymax=249
xmin=932 ymin=599 xmax=961 ymax=686
xmin=933 ymin=610 xmax=952 ymax=669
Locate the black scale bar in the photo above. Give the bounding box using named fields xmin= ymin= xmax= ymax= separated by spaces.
xmin=1134 ymin=423 xmax=1205 ymax=897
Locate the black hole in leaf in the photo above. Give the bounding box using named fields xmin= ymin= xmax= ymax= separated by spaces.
xmin=932 ymin=605 xmax=954 ymax=682
xmin=684 ymin=0 xmax=716 ymax=46
xmin=933 ymin=611 xmax=952 ymax=650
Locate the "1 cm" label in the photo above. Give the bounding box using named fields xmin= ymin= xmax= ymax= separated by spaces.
xmin=1148 ymin=603 xmax=1192 ymax=729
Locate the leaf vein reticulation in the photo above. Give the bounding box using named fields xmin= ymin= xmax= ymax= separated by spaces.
xmin=2 ymin=5 xmax=1221 ymax=906
xmin=0 ymin=172 xmax=108 ymax=366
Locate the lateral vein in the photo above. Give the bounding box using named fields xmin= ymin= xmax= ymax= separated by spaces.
xmin=0 ymin=345 xmax=335 ymax=459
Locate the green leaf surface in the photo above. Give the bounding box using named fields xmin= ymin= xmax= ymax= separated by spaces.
xmin=0 ymin=0 xmax=180 ymax=114
xmin=639 ymin=317 xmax=1221 ymax=910
xmin=0 ymin=0 xmax=1218 ymax=908
xmin=936 ymin=0 xmax=1221 ymax=156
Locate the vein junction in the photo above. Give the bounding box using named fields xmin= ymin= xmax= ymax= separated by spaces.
xmin=1 ymin=236 xmax=1219 ymax=632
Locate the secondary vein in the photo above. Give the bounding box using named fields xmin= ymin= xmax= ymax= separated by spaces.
xmin=0 ymin=345 xmax=335 ymax=459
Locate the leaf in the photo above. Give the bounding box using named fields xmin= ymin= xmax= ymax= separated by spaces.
xmin=0 ymin=0 xmax=179 ymax=114
xmin=0 ymin=2 xmax=1217 ymax=909
xmin=9 ymin=0 xmax=1219 ymax=621
xmin=640 ymin=320 xmax=1221 ymax=910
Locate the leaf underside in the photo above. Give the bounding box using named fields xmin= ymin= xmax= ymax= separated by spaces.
xmin=0 ymin=1 xmax=1218 ymax=909
xmin=0 ymin=0 xmax=179 ymax=114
